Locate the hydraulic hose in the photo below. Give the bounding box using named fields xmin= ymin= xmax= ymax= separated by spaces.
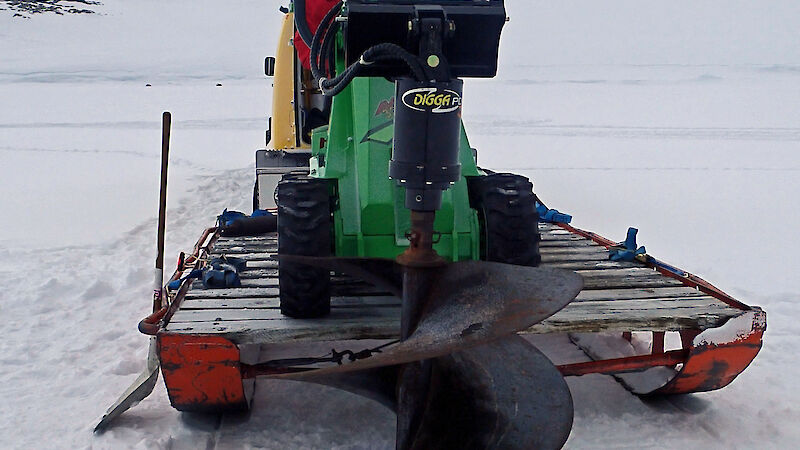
xmin=309 ymin=4 xmax=427 ymax=95
xmin=293 ymin=0 xmax=315 ymax=47
xmin=309 ymin=1 xmax=344 ymax=82
xmin=320 ymin=21 xmax=340 ymax=77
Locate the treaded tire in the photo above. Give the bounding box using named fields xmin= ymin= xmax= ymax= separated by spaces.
xmin=277 ymin=176 xmax=332 ymax=318
xmin=252 ymin=179 xmax=259 ymax=212
xmin=468 ymin=173 xmax=541 ymax=267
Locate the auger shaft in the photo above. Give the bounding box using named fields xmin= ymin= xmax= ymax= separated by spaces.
xmin=396 ymin=211 xmax=441 ymax=449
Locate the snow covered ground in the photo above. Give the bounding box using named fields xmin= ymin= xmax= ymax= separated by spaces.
xmin=1 ymin=1 xmax=798 ymax=448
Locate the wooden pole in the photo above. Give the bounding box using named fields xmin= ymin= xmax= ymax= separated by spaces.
xmin=153 ymin=111 xmax=171 ymax=311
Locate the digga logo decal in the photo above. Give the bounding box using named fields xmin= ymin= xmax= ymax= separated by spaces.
xmin=401 ymin=88 xmax=462 ymax=113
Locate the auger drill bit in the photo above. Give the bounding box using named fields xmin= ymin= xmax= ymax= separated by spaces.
xmin=265 ymin=211 xmax=582 ymax=449
xmin=409 ymin=335 xmax=574 ymax=449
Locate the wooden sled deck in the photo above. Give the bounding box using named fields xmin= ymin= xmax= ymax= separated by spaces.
xmin=163 ymin=223 xmax=751 ymax=345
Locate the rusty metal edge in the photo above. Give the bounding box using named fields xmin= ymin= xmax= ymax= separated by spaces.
xmin=561 ymin=308 xmax=765 ymax=395
xmin=651 ymin=308 xmax=766 ymax=395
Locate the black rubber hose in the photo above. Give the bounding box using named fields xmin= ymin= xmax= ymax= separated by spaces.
xmin=319 ymin=45 xmax=428 ymax=96
xmin=309 ymin=1 xmax=343 ymax=81
xmin=308 ymin=2 xmax=427 ymax=95
xmin=321 ymin=21 xmax=340 ymax=77
xmin=364 ymin=43 xmax=427 ymax=80
xmin=293 ymin=0 xmax=315 ymax=47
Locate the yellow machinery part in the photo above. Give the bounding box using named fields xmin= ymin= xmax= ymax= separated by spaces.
xmin=270 ymin=12 xmax=308 ymax=150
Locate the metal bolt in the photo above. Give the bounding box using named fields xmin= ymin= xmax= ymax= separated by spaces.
xmin=415 ymin=195 xmax=422 ymax=202
xmin=427 ymin=55 xmax=440 ymax=68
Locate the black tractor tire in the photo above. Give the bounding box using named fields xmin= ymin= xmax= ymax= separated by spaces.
xmin=467 ymin=173 xmax=541 ymax=267
xmin=277 ymin=176 xmax=333 ymax=318
xmin=252 ymin=179 xmax=259 ymax=212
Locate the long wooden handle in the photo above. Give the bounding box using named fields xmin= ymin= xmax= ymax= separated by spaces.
xmin=154 ymin=111 xmax=171 ymax=310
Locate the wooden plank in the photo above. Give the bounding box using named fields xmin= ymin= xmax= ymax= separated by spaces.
xmin=186 ymin=287 xmax=280 ymax=299
xmin=211 ymin=246 xmax=607 ymax=262
xmin=541 ymin=252 xmax=608 ymax=262
xmin=210 ymin=246 xmax=277 ymax=255
xmin=181 ymin=298 xmax=282 ymax=309
xmin=540 ymin=234 xmax=588 ymax=242
xmin=574 ymin=286 xmax=705 ymax=302
xmin=537 ymin=223 xmax=561 ymax=229
xmin=576 ymin=267 xmax=654 ymax=277
xmin=187 ymin=263 xmax=679 ymax=298
xmin=180 ymin=287 xmax=707 ymax=311
xmin=164 ymin=319 xmax=401 ymax=344
xmin=182 ymin=292 xmax=720 ymax=321
xmin=214 ymin=236 xmax=277 ymax=244
xmin=229 ymin=249 xmax=615 ymax=261
xmin=226 ymin=253 xmax=277 ymax=262
xmin=164 ymin=297 xmax=744 ymax=343
xmin=191 ymin=277 xmax=359 ymax=289
xmin=542 ymin=260 xmax=641 ymax=271
xmin=581 ymin=274 xmax=683 ymax=290
xmin=539 ymin=246 xmax=608 ymax=256
xmin=529 ymin=299 xmax=742 ymax=334
xmin=571 ymin=297 xmax=724 ymax=312
xmin=189 ymin=278 xmax=387 ymax=297
xmin=181 ymin=295 xmax=399 ymax=310
xmin=215 ymin=235 xmax=277 ymax=244
xmin=540 ymin=229 xmax=573 ymax=235
xmin=243 ymin=260 xmax=279 ymax=269
xmin=213 ymin=226 xmax=579 ymax=244
xmin=179 ymin=292 xmax=709 ymax=311
xmin=191 ymin=279 xmax=278 ymax=289
xmin=238 ymin=266 xmax=654 ymax=281
xmin=213 ymin=239 xmax=277 ymax=247
xmin=539 ymin=239 xmax=599 ymax=248
xmin=239 ymin=268 xmax=279 ymax=279
xmin=185 ymin=284 xmax=391 ymax=300
xmin=170 ymin=304 xmax=400 ymax=323
xmin=196 ymin=266 xmax=657 ymax=290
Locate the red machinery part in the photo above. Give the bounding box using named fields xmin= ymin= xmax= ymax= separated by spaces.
xmin=553 ymin=222 xmax=765 ymax=394
xmin=157 ymin=334 xmax=250 ymax=413
xmin=558 ymin=350 xmax=688 ymax=377
xmin=560 ymin=309 xmax=766 ymax=395
xmin=294 ymin=0 xmax=340 ymax=69
xmin=654 ymin=308 xmax=766 ymax=394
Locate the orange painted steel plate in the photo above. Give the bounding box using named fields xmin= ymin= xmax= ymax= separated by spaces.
xmin=654 ymin=309 xmax=766 ymax=394
xmin=158 ymin=334 xmax=249 ymax=412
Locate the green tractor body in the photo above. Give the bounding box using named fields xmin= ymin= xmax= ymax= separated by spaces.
xmin=264 ymin=1 xmax=540 ymax=318
xmin=309 ymin=76 xmax=482 ymax=261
